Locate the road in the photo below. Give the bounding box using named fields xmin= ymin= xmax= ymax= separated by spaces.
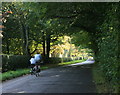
xmin=1 ymin=60 xmax=96 ymax=93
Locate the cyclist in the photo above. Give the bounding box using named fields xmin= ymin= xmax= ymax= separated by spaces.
xmin=34 ymin=52 xmax=42 ymax=64
xmin=30 ymin=56 xmax=36 ymax=72
xmin=34 ymin=51 xmax=42 ymax=71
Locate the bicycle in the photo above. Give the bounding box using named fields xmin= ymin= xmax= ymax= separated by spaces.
xmin=30 ymin=65 xmax=41 ymax=77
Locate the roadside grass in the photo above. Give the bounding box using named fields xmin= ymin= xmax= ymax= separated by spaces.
xmin=1 ymin=59 xmax=85 ymax=82
xmin=1 ymin=69 xmax=30 ymax=81
xmin=92 ymin=63 xmax=109 ymax=93
xmin=58 ymin=60 xmax=86 ymax=66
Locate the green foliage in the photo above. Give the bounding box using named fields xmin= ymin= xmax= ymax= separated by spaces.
xmin=92 ymin=64 xmax=110 ymax=93
xmin=71 ymin=31 xmax=91 ymax=48
xmin=1 ymin=68 xmax=30 ymax=81
xmin=2 ymin=55 xmax=30 ymax=72
xmin=96 ymin=3 xmax=120 ymax=93
xmin=2 ymin=2 xmax=120 ymax=92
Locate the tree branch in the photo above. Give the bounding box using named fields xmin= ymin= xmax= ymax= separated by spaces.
xmin=30 ymin=48 xmax=38 ymax=55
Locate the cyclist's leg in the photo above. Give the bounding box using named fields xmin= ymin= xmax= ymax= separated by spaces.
xmin=31 ymin=64 xmax=35 ymax=71
xmin=35 ymin=65 xmax=41 ymax=72
xmin=35 ymin=60 xmax=40 ymax=69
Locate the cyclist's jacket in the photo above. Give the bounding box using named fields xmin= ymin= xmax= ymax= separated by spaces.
xmin=34 ymin=54 xmax=41 ymax=61
xmin=30 ymin=58 xmax=36 ymax=64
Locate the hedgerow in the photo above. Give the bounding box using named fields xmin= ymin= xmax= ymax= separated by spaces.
xmin=96 ymin=4 xmax=120 ymax=93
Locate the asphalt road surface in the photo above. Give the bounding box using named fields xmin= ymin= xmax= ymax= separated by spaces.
xmin=1 ymin=60 xmax=96 ymax=93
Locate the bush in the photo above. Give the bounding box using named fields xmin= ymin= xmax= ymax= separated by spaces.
xmin=95 ymin=4 xmax=120 ymax=93
xmin=2 ymin=55 xmax=30 ymax=72
xmin=2 ymin=55 xmax=75 ymax=72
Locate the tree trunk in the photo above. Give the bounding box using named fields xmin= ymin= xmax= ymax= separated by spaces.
xmin=42 ymin=31 xmax=46 ymax=64
xmin=46 ymin=34 xmax=51 ymax=59
xmin=21 ymin=23 xmax=29 ymax=55
xmin=25 ymin=25 xmax=30 ymax=55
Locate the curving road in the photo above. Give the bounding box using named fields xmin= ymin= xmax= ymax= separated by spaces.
xmin=1 ymin=60 xmax=96 ymax=93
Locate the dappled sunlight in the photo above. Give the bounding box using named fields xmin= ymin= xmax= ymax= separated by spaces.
xmin=3 ymin=88 xmax=25 ymax=93
xmin=17 ymin=91 xmax=26 ymax=93
xmin=51 ymin=75 xmax=60 ymax=78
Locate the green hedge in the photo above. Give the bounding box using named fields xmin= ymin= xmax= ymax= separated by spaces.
xmin=2 ymin=55 xmax=76 ymax=72
xmin=2 ymin=55 xmax=30 ymax=72
xmin=95 ymin=4 xmax=120 ymax=93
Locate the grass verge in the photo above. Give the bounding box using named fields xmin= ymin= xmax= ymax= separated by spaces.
xmin=92 ymin=63 xmax=110 ymax=93
xmin=1 ymin=69 xmax=30 ymax=81
xmin=1 ymin=59 xmax=85 ymax=82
